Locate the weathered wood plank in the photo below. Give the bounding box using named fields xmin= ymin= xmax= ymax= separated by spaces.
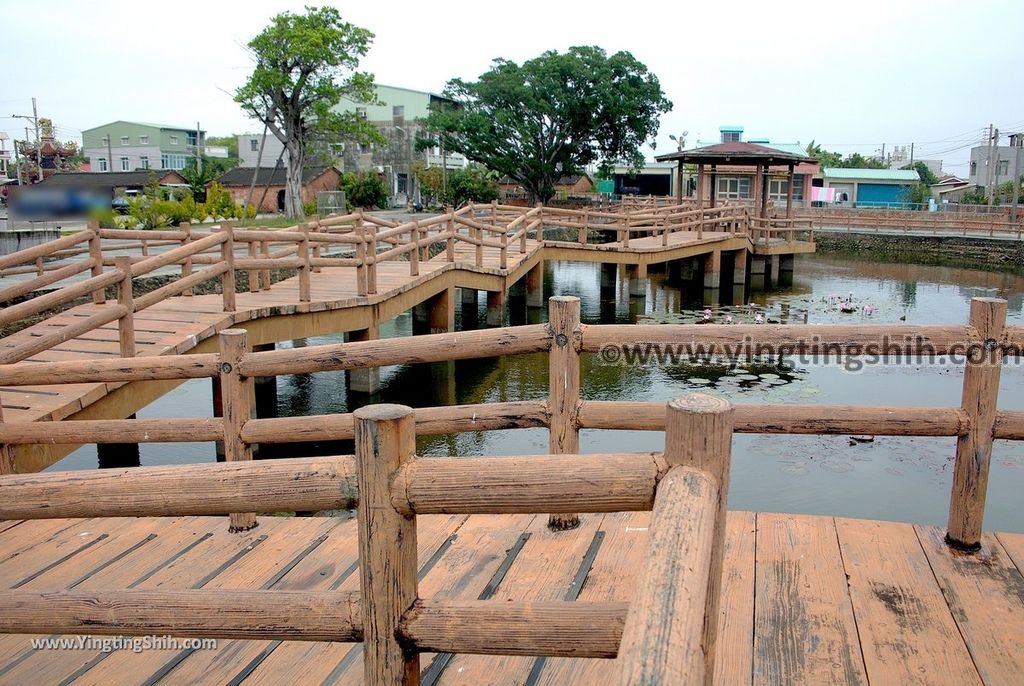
xmin=753 ymin=513 xmax=867 ymax=685
xmin=916 ymin=525 xmax=1024 ymax=684
xmin=836 ymin=518 xmax=981 ymax=685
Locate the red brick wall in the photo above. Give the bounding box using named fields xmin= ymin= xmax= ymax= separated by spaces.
xmin=221 ymin=169 xmax=341 ymax=213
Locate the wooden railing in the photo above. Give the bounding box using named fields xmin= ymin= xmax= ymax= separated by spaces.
xmin=0 ymin=203 xmax=814 ymax=370
xmin=799 ymin=206 xmax=1024 ymax=237
xmin=0 ymin=296 xmax=1022 ymax=682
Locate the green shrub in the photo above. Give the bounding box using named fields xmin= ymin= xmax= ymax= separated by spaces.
xmin=341 ymin=172 xmax=389 ymax=209
xmin=303 ymin=199 xmax=318 ymax=217
xmin=449 ymin=164 xmax=499 ymax=206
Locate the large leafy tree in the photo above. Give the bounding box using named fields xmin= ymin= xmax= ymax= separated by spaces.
xmin=234 ymin=6 xmax=382 ymax=217
xmin=425 ymin=46 xmax=671 ymax=204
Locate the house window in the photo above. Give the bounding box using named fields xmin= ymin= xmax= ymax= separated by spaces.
xmin=120 ymin=136 xmax=130 ymax=146
xmin=359 ymin=142 xmax=371 ymax=154
xmin=98 ymin=157 xmax=108 ymax=172
xmin=393 ymin=105 xmax=404 ymax=118
xmin=120 ymin=156 xmax=130 ymax=171
xmin=169 ymin=135 xmax=179 ymax=146
xmin=140 ymin=156 xmax=149 ymax=169
xmin=101 ymin=135 xmax=109 ymax=145
xmin=356 ymin=107 xmax=367 ymax=120
xmin=140 ymin=135 xmax=148 ymax=144
xmin=250 ymin=138 xmax=260 ymax=152
xmin=160 ymin=153 xmax=188 ymax=170
xmin=717 ymin=176 xmax=751 ymax=199
xmin=186 ymin=132 xmax=198 ymax=147
xmin=997 ymin=160 xmax=1009 ymax=176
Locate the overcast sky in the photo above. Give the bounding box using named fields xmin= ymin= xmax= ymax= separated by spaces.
xmin=3 ymin=0 xmax=1021 ymax=174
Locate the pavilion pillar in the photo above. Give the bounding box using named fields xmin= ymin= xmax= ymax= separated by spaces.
xmin=709 ymin=164 xmax=718 ymax=209
xmin=786 ymin=164 xmax=795 ymax=219
xmin=696 ymin=164 xmax=705 ymax=210
xmin=676 ymin=160 xmax=684 ymax=203
xmin=751 ymin=165 xmax=761 ymax=215
xmin=760 ymin=164 xmax=770 ymax=219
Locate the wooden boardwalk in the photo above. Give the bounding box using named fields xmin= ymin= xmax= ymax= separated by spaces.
xmin=0 ymin=228 xmax=808 ymax=471
xmin=0 ymin=511 xmax=1020 ymax=685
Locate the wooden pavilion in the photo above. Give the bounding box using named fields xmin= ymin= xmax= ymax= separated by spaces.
xmin=656 ymin=142 xmax=816 ymax=219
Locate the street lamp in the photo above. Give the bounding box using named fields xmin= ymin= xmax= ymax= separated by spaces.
xmin=668 ymin=131 xmax=688 ymax=152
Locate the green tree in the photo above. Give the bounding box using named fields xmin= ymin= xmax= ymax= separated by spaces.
xmin=425 ymin=46 xmax=671 ymax=204
xmin=205 ymin=135 xmax=240 ymax=159
xmin=181 ymin=156 xmax=237 ymax=200
xmin=448 ymin=164 xmax=499 ymax=206
xmin=901 ymin=161 xmax=939 ymax=186
xmin=412 ymin=163 xmax=447 ymax=205
xmin=234 ymin=6 xmax=383 ymax=218
xmin=805 ymin=140 xmax=842 ymax=167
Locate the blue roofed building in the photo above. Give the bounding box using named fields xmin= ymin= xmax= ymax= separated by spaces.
xmin=821 ymin=168 xmax=920 ymax=207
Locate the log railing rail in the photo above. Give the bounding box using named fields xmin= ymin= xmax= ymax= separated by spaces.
xmin=0 ymin=297 xmax=1022 ymax=682
xmin=799 ymin=206 xmax=1024 ymax=237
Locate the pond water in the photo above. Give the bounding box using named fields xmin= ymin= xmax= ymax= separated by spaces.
xmin=53 ymin=254 xmax=1024 ymax=533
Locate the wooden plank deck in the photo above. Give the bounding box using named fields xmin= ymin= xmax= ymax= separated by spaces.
xmin=0 ymin=511 xmax=1018 ymax=685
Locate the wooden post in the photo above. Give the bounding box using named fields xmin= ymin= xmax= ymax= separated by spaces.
xmin=474 ymin=221 xmax=483 ymax=267
xmin=355 ymin=404 xmax=420 ymax=685
xmin=410 ymin=221 xmax=420 ymax=276
xmin=299 ymin=222 xmax=312 ymax=302
xmin=578 ymin=210 xmax=588 ymax=245
xmin=311 ymin=217 xmax=323 ymax=273
xmin=446 ymin=211 xmax=455 ymax=262
xmin=616 ymin=394 xmax=734 ymax=685
xmin=367 ymin=222 xmax=378 ymax=295
xmin=786 ymin=164 xmax=795 ymax=219
xmin=87 ymin=220 xmax=105 ymax=304
xmin=356 ymin=211 xmax=368 ymax=296
xmin=946 ymin=297 xmax=1007 ymax=550
xmin=218 ymin=329 xmax=257 ymax=532
xmin=499 ymin=226 xmax=508 ymax=270
xmin=548 ymin=296 xmax=582 ymax=531
xmin=676 ymin=160 xmax=684 ymax=203
xmin=114 ymin=256 xmax=135 ymax=358
xmin=259 ymin=238 xmax=271 ymax=291
xmin=0 ymin=400 xmax=14 ymax=475
xmin=181 ymin=222 xmax=194 ymax=296
xmin=247 ymin=238 xmax=259 ymax=294
xmin=221 ymin=224 xmax=236 ymax=312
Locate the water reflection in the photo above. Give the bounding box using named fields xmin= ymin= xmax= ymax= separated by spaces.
xmin=52 ymin=254 xmax=1024 ymax=532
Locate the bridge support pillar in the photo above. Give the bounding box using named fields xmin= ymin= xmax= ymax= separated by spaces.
xmin=680 ymin=258 xmax=698 ymax=282
xmin=414 ymin=287 xmax=455 ymax=335
xmin=769 ymin=255 xmax=781 ymax=285
xmin=526 ymin=261 xmax=544 ymax=308
xmin=703 ymin=251 xmax=721 ymax=289
xmin=97 ymin=414 xmax=141 ymax=469
xmin=733 ymin=250 xmax=748 ymax=288
xmin=626 ymin=263 xmax=647 ymax=298
xmin=460 ymin=288 xmax=479 ymax=328
xmin=346 ymin=324 xmax=381 ymax=395
xmin=778 ymin=254 xmax=794 ymax=287
xmin=486 ymin=290 xmax=505 ymax=326
xmin=750 ymin=255 xmax=767 ymax=290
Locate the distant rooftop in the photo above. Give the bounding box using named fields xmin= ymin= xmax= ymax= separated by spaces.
xmin=82 ymin=120 xmax=202 ymax=133
xmin=823 ymin=168 xmax=920 ymax=181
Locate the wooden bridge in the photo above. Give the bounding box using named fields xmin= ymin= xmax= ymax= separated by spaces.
xmin=0 ymin=202 xmax=810 ymax=472
xmin=2 ymin=206 xmax=1024 ymax=684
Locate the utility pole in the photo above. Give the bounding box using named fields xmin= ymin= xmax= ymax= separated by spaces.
xmin=1011 ymin=133 xmax=1022 ymax=224
xmin=31 ymin=98 xmax=40 ymax=151
xmin=106 ymin=131 xmax=114 ymax=174
xmin=880 ymin=142 xmax=885 ymax=165
xmin=910 ymin=142 xmax=914 ymax=164
xmin=988 ymin=128 xmax=1000 ymax=204
xmin=196 ymin=121 xmax=202 ymax=176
